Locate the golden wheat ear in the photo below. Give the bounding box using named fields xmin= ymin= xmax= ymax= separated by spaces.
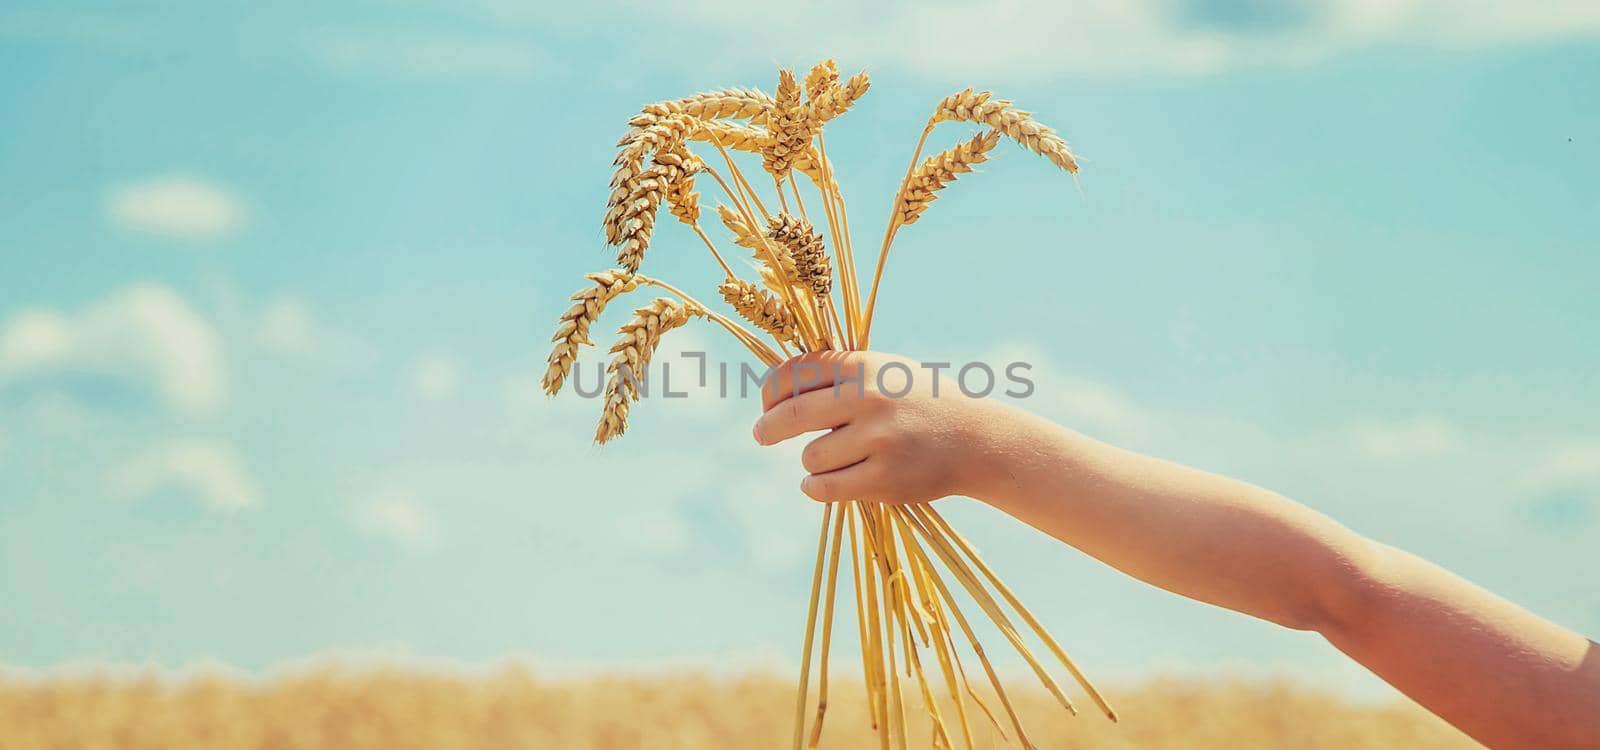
xmin=768 ymin=213 xmax=831 ymax=298
xmin=541 ymin=270 xmax=642 ymax=396
xmin=720 ymin=279 xmax=797 ymax=345
xmin=895 ymin=130 xmax=1002 ymax=227
xmin=807 ymin=71 xmax=869 ymax=129
xmin=932 ymin=89 xmax=1078 ymax=173
xmin=594 ymin=297 xmax=698 ymax=444
xmin=763 ymin=69 xmax=814 ymax=180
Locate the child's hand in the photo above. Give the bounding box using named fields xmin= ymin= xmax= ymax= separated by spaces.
xmin=752 ymin=351 xmax=1011 ymax=504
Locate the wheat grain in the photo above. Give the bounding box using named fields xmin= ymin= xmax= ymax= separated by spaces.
xmin=932 ymin=89 xmax=1078 ymax=173
xmin=719 ymin=279 xmax=797 ymax=344
xmin=895 ymin=130 xmax=1001 ymax=226
xmin=768 ymin=213 xmax=831 ymax=297
xmin=807 ymin=71 xmax=870 ymax=127
xmin=804 ymin=59 xmax=840 ymax=102
xmin=542 ymin=270 xmax=643 ymax=396
xmin=763 ymin=70 xmax=813 ymax=179
xmin=595 ymin=297 xmax=699 ymax=444
xmin=658 ymin=147 xmax=705 ymax=226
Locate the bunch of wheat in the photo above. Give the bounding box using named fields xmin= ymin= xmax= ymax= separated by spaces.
xmin=543 ymin=60 xmax=1113 ymax=749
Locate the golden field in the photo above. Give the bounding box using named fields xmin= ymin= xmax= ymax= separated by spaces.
xmin=0 ymin=667 xmax=1479 ymax=749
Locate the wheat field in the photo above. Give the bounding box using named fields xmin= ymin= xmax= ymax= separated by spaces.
xmin=0 ymin=667 xmax=1479 ymax=749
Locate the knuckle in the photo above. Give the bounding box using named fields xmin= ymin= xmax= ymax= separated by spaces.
xmin=800 ymin=440 xmax=828 ymax=473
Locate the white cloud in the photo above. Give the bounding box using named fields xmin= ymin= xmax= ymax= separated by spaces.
xmin=257 ymin=296 xmax=316 ymax=355
xmin=302 ymin=28 xmax=547 ymax=80
xmin=356 ymin=490 xmax=437 ymax=550
xmin=108 ymin=176 xmax=244 ymax=240
xmin=0 ymin=283 xmax=226 ymax=416
xmin=1348 ymin=416 xmax=1464 ymax=460
xmin=1526 ymin=439 xmax=1600 ymax=487
xmin=409 ymin=354 xmax=460 ymax=400
xmin=987 ymin=343 xmax=1152 ymax=440
xmin=614 ymin=508 xmax=690 ymax=557
xmin=110 ymin=438 xmax=260 ymax=511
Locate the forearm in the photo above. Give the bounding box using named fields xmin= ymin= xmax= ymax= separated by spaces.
xmin=958 ymin=401 xmax=1377 ymax=631
xmin=959 ymin=402 xmax=1600 ymax=747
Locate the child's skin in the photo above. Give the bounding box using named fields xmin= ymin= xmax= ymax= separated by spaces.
xmin=753 ymin=351 xmax=1600 ymax=750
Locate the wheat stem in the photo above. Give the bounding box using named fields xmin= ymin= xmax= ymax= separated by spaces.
xmin=814 ymin=132 xmax=859 ymax=348
xmin=887 ymin=506 xmax=1034 ymax=749
xmin=860 ymin=122 xmax=935 ymax=346
xmin=638 ymin=277 xmax=779 ymax=365
xmin=792 ymin=503 xmax=834 ymax=750
xmin=845 ymin=505 xmax=880 ymax=730
xmin=807 ymin=504 xmax=847 ymax=748
xmin=691 ymin=224 xmax=736 ymax=279
xmin=901 ymin=507 xmax=1078 ymax=717
xmin=922 ymin=505 xmax=1118 ymax=721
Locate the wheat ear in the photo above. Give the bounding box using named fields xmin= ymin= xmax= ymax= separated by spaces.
xmin=719 ymin=279 xmax=797 ymax=345
xmin=594 ymin=297 xmax=699 ymax=444
xmin=764 ymin=70 xmax=813 ymax=179
xmin=611 ymin=152 xmax=702 ymax=272
xmin=605 ymin=113 xmax=695 ymax=244
xmin=932 ymin=89 xmax=1078 ymax=173
xmin=542 ymin=270 xmax=643 ymax=395
xmin=768 ymin=213 xmax=831 ymax=298
xmin=635 ymin=88 xmax=773 ymax=123
xmin=807 ymin=70 xmax=870 ymax=128
xmin=895 ymin=130 xmax=1001 ymax=226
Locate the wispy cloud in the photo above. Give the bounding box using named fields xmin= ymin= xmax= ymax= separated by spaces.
xmin=575 ymin=0 xmax=1600 ymax=77
xmin=355 ymin=489 xmax=437 ymax=550
xmin=110 ymin=438 xmax=260 ymax=511
xmin=1347 ymin=416 xmax=1464 ymax=460
xmin=107 ymin=176 xmax=245 ymax=241
xmin=0 ymin=283 xmax=226 ymax=416
xmin=408 ymin=354 xmax=461 ymax=400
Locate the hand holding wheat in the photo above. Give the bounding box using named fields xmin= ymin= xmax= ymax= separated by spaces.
xmin=543 ymin=60 xmax=1112 ymax=749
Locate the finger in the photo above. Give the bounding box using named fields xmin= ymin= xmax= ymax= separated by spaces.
xmin=800 ymin=460 xmax=881 ymax=503
xmin=753 ymin=386 xmax=862 ymax=445
xmin=761 ymin=351 xmax=872 ymax=411
xmin=801 ymin=424 xmax=872 ymax=474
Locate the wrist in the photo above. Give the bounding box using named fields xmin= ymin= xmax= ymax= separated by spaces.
xmin=949 ymin=398 xmax=1053 ymax=507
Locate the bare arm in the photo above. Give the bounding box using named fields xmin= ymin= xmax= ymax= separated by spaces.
xmin=755 ymin=352 xmax=1600 ymax=749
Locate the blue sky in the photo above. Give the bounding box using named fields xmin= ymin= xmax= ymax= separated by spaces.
xmin=1 ymin=1 xmax=1597 ymax=696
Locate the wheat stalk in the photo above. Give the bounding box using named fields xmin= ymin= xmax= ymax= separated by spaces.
xmin=546 ymin=61 xmax=1113 ymax=749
